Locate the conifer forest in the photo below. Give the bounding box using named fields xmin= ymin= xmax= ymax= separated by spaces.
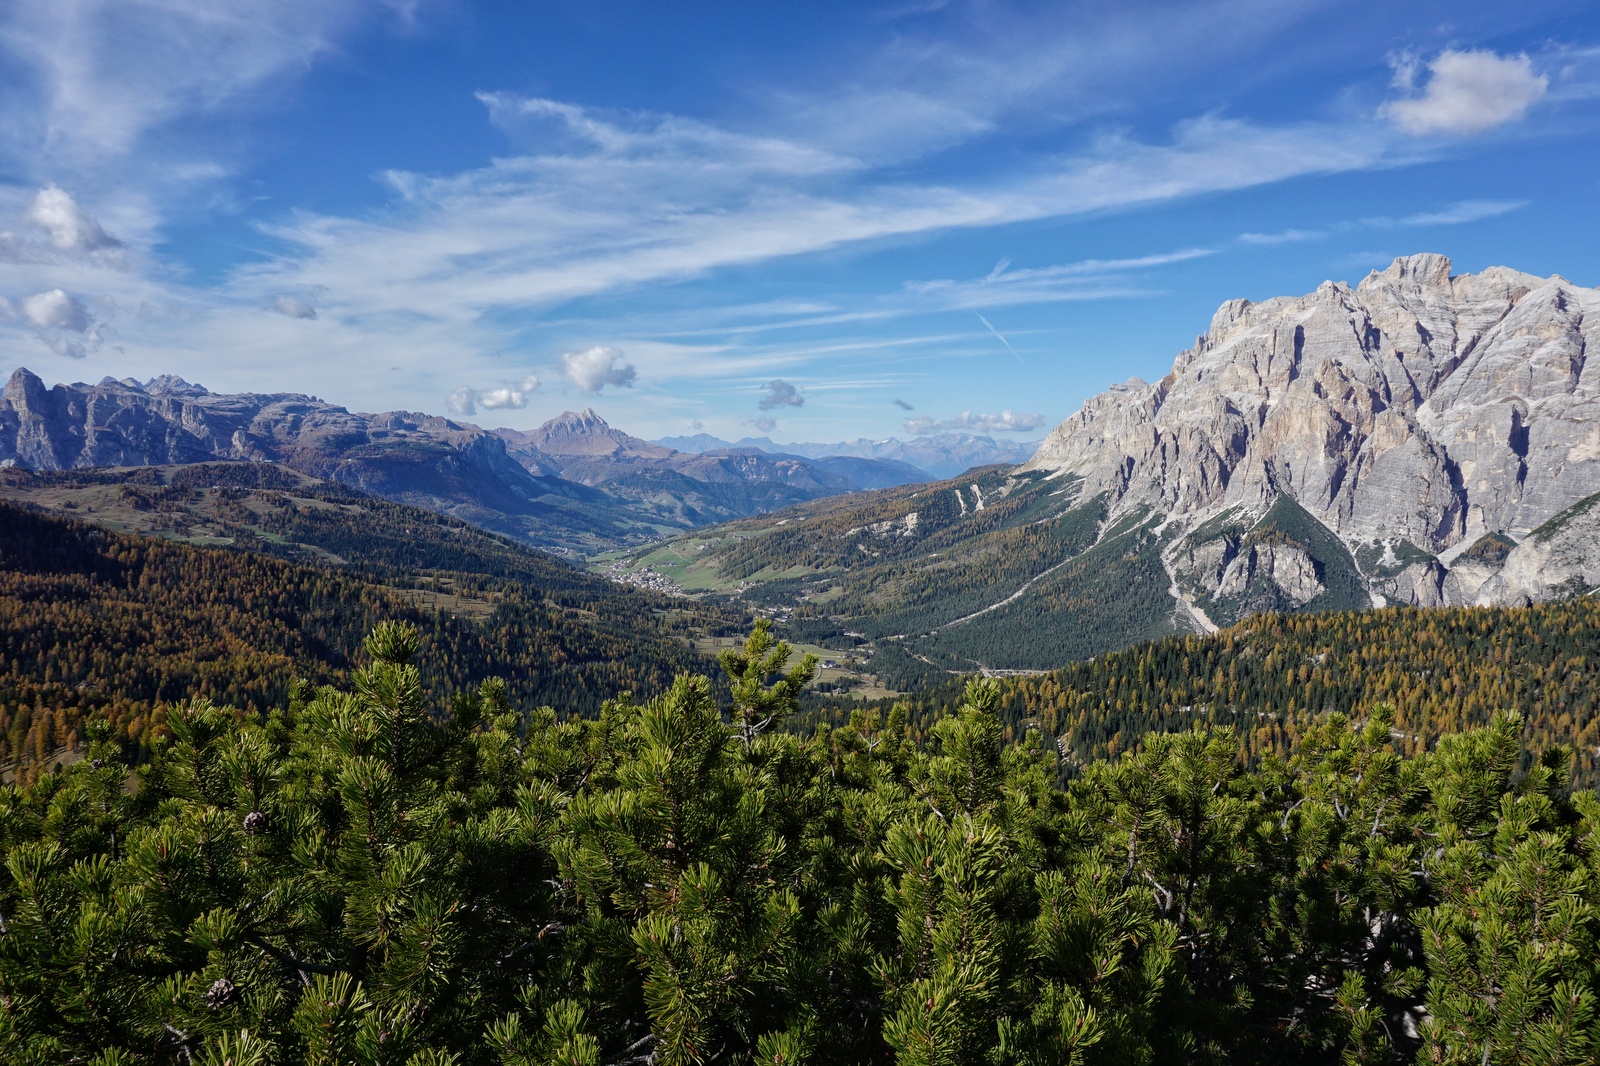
xmin=3 ymin=618 xmax=1598 ymax=1065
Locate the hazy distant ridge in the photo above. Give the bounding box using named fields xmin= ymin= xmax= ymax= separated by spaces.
xmin=651 ymin=432 xmax=1039 ymax=479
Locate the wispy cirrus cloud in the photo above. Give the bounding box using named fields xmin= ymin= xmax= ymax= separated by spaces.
xmin=0 ymin=0 xmax=371 ymax=173
xmin=1237 ymin=198 xmax=1529 ymax=248
xmin=235 ymin=103 xmax=1398 ymax=331
xmin=1239 ymin=228 xmax=1325 ymax=245
xmin=905 ymin=247 xmax=1216 ymax=312
xmin=1381 ymin=199 xmax=1528 ymax=227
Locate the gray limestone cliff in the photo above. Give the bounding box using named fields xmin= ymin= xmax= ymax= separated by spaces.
xmin=1023 ymin=254 xmax=1600 ymax=618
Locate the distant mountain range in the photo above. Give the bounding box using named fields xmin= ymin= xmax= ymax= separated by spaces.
xmin=493 ymin=409 xmax=927 ymax=528
xmin=652 ymin=431 xmax=1038 ymax=479
xmin=611 ymin=256 xmax=1600 ymax=677
xmin=0 ymin=370 xmax=929 ymax=552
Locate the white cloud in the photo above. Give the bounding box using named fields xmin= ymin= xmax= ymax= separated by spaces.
xmin=480 ymin=375 xmax=540 ymax=410
xmin=562 ymin=346 xmax=636 ymax=394
xmin=758 ymin=379 xmax=804 ymax=410
xmin=893 ymin=398 xmax=914 ymax=410
xmin=5 ymin=287 xmax=106 ymax=358
xmin=905 ymin=410 xmax=1045 ymax=434
xmin=1382 ymin=50 xmax=1548 ymax=136
xmin=446 ymin=374 xmax=539 ymax=415
xmin=21 ymin=288 xmax=91 ymax=331
xmin=749 ymin=416 xmax=777 ymax=433
xmin=0 ymin=184 xmax=130 ymax=268
xmin=25 ymin=185 xmax=120 ymax=252
xmin=267 ymin=294 xmax=317 ymax=320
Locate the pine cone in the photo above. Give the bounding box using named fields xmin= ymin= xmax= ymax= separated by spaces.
xmin=205 ymin=977 xmax=237 ymax=1009
xmin=242 ymin=811 xmax=267 ymax=836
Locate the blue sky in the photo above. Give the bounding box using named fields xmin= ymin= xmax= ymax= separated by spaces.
xmin=1 ymin=1 xmax=1597 ymax=442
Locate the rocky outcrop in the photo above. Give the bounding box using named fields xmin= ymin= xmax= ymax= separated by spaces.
xmin=1472 ymin=494 xmax=1600 ymax=605
xmin=1025 ymin=255 xmax=1600 ymax=616
xmin=1215 ymin=542 xmax=1325 ymax=607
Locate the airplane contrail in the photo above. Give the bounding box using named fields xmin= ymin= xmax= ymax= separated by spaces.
xmin=976 ymin=313 xmax=1024 ymax=363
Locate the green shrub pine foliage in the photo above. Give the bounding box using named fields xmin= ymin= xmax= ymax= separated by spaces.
xmin=1 ymin=622 xmax=1598 ymax=1065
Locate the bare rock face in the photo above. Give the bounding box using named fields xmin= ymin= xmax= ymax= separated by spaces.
xmin=1376 ymin=560 xmax=1449 ymax=608
xmin=1214 ymin=542 xmax=1324 ymax=606
xmin=1024 ymin=255 xmax=1600 ymax=614
xmin=1474 ymin=495 xmax=1600 ymax=605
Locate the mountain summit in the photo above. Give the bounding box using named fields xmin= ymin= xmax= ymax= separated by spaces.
xmin=513 ymin=409 xmax=674 ymax=459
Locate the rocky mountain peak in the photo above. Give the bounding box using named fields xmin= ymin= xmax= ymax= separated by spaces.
xmin=520 ymin=408 xmax=671 ymax=459
xmin=143 ymin=374 xmax=209 ymax=397
xmin=1374 ymin=251 xmax=1454 ymax=288
xmin=1025 ymin=256 xmax=1600 ymax=612
xmin=4 ymin=367 xmax=48 ymax=403
xmin=550 ymin=407 xmax=605 ymax=428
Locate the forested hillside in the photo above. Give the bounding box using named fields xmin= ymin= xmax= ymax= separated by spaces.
xmin=601 ymin=464 xmax=1440 ymax=679
xmin=600 ymin=465 xmax=1194 ymax=673
xmin=829 ymin=598 xmax=1600 ymax=786
xmin=2 ymin=621 xmax=1596 ymax=1065
xmin=0 ymin=497 xmax=736 ymax=779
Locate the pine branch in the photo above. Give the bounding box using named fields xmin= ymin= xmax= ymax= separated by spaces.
xmin=246 ymin=936 xmax=347 ymax=977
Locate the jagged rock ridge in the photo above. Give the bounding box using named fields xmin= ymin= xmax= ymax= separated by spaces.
xmin=1023 ymin=254 xmax=1600 ymax=616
